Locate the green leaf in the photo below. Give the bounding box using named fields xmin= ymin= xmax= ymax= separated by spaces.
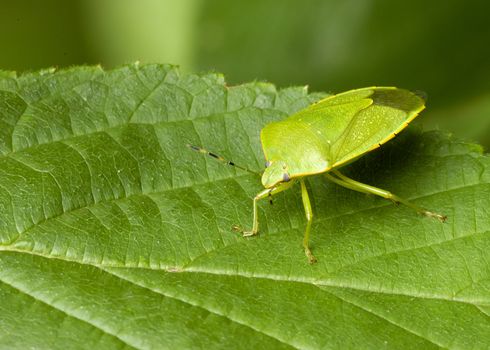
xmin=0 ymin=64 xmax=489 ymax=349
xmin=425 ymin=93 xmax=490 ymax=151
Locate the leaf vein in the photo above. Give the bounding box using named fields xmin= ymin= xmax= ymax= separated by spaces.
xmin=321 ymin=287 xmax=447 ymax=349
xmin=100 ymin=267 xmax=299 ymax=350
xmin=0 ymin=277 xmax=139 ymax=350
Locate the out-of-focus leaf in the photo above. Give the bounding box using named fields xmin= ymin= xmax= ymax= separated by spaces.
xmin=0 ymin=1 xmax=90 ymax=70
xmin=196 ymin=0 xmax=490 ymax=109
xmin=82 ymin=0 xmax=201 ymax=70
xmin=426 ymin=93 xmax=490 ymax=150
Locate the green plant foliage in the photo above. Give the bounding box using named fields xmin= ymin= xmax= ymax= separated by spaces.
xmin=425 ymin=93 xmax=490 ymax=151
xmin=197 ymin=0 xmax=490 ymax=108
xmin=0 ymin=64 xmax=489 ymax=349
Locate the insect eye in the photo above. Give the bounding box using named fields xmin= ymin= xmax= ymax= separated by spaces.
xmin=282 ymin=173 xmax=290 ymax=182
xmin=265 ymin=161 xmax=271 ymax=168
xmin=282 ymin=164 xmax=287 ymax=170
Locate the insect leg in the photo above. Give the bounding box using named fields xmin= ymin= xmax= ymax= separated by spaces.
xmin=187 ymin=144 xmax=259 ymax=175
xmin=325 ymin=170 xmax=447 ymax=222
xmin=242 ymin=180 xmax=296 ymax=237
xmin=300 ymin=179 xmax=317 ymax=264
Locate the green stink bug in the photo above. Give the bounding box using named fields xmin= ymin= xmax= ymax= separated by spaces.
xmin=189 ymin=87 xmax=446 ymax=264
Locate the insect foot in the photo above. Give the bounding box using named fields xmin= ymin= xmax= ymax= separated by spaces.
xmin=305 ymin=248 xmax=317 ymax=264
xmin=242 ymin=230 xmax=259 ymax=237
xmin=232 ymin=224 xmax=259 ymax=237
xmin=422 ymin=210 xmax=447 ymax=223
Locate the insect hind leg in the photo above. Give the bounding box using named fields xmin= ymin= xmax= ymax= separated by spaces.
xmin=325 ymin=170 xmax=447 ymax=222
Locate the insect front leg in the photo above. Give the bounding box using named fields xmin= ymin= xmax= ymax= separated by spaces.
xmin=300 ymin=179 xmax=317 ymax=264
xmin=325 ymin=170 xmax=447 ymax=222
xmin=242 ymin=180 xmax=296 ymax=237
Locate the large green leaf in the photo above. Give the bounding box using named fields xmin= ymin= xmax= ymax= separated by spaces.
xmin=0 ymin=64 xmax=488 ymax=349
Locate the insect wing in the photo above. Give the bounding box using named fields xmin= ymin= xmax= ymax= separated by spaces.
xmin=326 ymin=87 xmax=425 ymax=167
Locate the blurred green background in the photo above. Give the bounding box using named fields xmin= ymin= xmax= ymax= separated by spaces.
xmin=1 ymin=0 xmax=489 ymax=148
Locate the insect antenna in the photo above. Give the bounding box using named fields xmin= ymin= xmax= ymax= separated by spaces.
xmin=187 ymin=144 xmax=259 ymax=175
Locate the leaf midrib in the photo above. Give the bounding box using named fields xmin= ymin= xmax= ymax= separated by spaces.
xmin=0 ymin=251 xmax=453 ymax=350
xmin=2 ymin=165 xmax=483 ymax=251
xmin=2 ymin=238 xmax=488 ymax=307
xmin=0 ymin=259 xmax=299 ymax=350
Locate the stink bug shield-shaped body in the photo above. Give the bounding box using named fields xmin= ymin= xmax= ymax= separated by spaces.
xmin=190 ymin=87 xmax=446 ymax=264
xmin=262 ymin=87 xmax=422 ymax=187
